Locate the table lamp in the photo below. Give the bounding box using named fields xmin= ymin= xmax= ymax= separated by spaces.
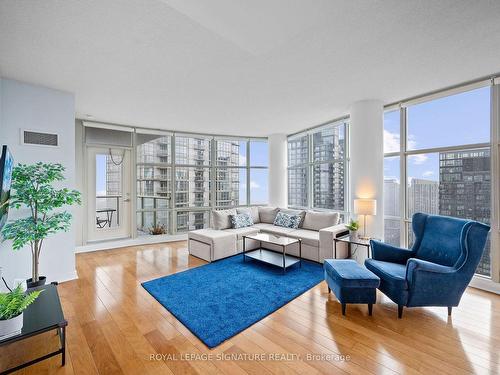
xmin=353 ymin=199 xmax=377 ymax=239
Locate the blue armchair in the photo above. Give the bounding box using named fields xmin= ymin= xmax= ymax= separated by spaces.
xmin=365 ymin=213 xmax=490 ymax=318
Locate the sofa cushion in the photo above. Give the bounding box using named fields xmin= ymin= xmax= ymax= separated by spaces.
xmin=324 ymin=259 xmax=380 ymax=288
xmin=225 ymin=226 xmax=260 ymax=240
xmin=288 ymin=229 xmax=320 ymax=247
xmin=259 ymin=207 xmax=279 ymax=224
xmin=188 ymin=228 xmax=236 ymax=246
xmin=256 ymin=223 xmax=295 ymax=236
xmin=365 ymin=259 xmax=408 ymax=290
xmin=273 ymin=212 xmax=302 ymax=229
xmin=230 ymin=213 xmax=253 ymax=229
xmin=212 ymin=209 xmax=237 ymax=230
xmin=236 ymin=207 xmax=260 ymax=224
xmin=302 ymin=211 xmax=339 ymax=231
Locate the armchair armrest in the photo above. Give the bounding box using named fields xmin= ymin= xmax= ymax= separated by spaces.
xmin=405 ymin=259 xmax=461 ymax=306
xmin=370 ymin=240 xmax=414 ymax=264
xmin=319 ymin=224 xmax=349 ymax=262
xmin=406 ymin=258 xmax=456 ymax=279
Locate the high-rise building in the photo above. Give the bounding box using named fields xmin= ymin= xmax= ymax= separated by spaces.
xmin=439 ymin=149 xmax=491 ymax=275
xmin=384 ymin=178 xmax=400 ymax=246
xmin=384 ymin=178 xmax=400 ymax=216
xmin=109 ymin=136 xmax=242 ymax=234
xmin=408 ymin=178 xmax=439 ymax=216
xmin=288 ymin=135 xmax=308 ymax=207
xmin=288 ymin=127 xmax=345 ymax=209
xmin=312 ymin=127 xmax=345 ymax=210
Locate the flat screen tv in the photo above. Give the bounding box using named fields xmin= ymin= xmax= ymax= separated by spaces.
xmin=0 ymin=145 xmax=13 ymax=231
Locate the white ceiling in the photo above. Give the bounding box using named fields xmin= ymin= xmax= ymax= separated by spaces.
xmin=1 ymin=0 xmax=500 ymax=136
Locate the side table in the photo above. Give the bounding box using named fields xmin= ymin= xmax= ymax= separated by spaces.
xmin=0 ymin=283 xmax=67 ymax=374
xmin=334 ymin=235 xmax=377 ymax=259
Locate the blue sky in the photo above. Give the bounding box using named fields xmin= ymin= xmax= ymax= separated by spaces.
xmin=384 ymin=86 xmax=490 ymax=183
xmin=96 ymin=154 xmax=107 ymax=195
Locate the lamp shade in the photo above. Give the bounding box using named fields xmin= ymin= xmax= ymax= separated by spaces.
xmin=354 ymin=199 xmax=377 ymax=216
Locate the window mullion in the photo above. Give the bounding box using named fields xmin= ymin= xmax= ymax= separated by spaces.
xmin=400 ymin=106 xmax=407 ymax=247
xmin=246 ymin=140 xmax=250 ymax=206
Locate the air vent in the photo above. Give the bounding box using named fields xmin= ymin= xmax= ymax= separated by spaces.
xmin=22 ymin=130 xmax=59 ymax=147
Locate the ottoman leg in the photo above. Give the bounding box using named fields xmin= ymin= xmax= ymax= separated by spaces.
xmin=341 ymin=303 xmax=346 ymax=316
xmin=328 ymin=286 xmax=331 ymax=293
xmin=368 ymin=303 xmax=373 ymax=316
xmin=398 ymin=305 xmax=404 ymax=319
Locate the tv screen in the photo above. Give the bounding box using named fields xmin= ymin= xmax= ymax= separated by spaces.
xmin=0 ymin=145 xmax=13 ymax=231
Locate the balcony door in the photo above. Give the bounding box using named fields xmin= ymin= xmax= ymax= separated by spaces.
xmin=87 ymin=146 xmax=132 ymax=242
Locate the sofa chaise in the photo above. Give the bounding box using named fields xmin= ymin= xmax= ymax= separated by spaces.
xmin=188 ymin=207 xmax=349 ymax=263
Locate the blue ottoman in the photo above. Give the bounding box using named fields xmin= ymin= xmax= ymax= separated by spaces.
xmin=324 ymin=259 xmax=380 ymax=316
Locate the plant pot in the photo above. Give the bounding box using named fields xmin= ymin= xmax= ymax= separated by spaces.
xmin=0 ymin=312 xmax=24 ymax=339
xmin=349 ymin=230 xmax=358 ymax=239
xmin=26 ymin=276 xmax=46 ymax=289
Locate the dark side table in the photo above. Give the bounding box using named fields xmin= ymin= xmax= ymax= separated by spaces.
xmin=0 ymin=283 xmax=67 ymax=374
xmin=334 ymin=235 xmax=378 ymax=259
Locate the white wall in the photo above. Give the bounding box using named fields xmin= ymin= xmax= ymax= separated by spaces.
xmin=0 ymin=78 xmax=77 ymax=285
xmin=349 ymin=100 xmax=384 ymax=247
xmin=268 ymin=133 xmax=287 ymax=207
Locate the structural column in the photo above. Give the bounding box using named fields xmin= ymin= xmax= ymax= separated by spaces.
xmin=349 ymin=100 xmax=384 ymax=242
xmin=267 ymin=133 xmax=287 ymax=207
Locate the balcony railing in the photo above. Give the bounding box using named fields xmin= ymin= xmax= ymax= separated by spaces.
xmin=96 ymin=195 xmax=121 ymax=228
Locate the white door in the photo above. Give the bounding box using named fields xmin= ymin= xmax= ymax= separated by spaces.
xmin=87 ymin=147 xmax=132 ymax=241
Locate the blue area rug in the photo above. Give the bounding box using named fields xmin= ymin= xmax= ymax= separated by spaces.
xmin=142 ymin=254 xmax=324 ymax=348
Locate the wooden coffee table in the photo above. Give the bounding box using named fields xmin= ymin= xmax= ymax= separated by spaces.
xmin=242 ymin=232 xmax=302 ymax=273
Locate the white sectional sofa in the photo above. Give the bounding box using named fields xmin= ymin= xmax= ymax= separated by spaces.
xmin=188 ymin=207 xmax=349 ymax=263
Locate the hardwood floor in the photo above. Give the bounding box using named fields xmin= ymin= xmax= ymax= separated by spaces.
xmin=1 ymin=241 xmax=499 ymax=375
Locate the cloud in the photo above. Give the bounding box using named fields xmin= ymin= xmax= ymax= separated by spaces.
xmin=422 ymin=170 xmax=434 ymax=177
xmin=239 ymin=153 xmax=246 ymax=165
xmin=409 ymin=154 xmax=428 ymax=164
xmin=250 ymin=180 xmax=260 ymax=189
xmin=383 ymin=130 xmax=400 ymax=153
xmin=384 ymin=131 xmax=420 ymax=154
xmin=407 ymin=134 xmax=418 ymax=150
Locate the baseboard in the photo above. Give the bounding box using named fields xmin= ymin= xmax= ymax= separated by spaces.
xmin=51 ymin=269 xmax=78 ymax=284
xmin=76 ymin=234 xmax=188 ymax=253
xmin=469 ymin=275 xmax=500 ymax=294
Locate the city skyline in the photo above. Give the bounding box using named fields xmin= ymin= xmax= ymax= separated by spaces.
xmin=384 ymin=148 xmax=491 ymax=276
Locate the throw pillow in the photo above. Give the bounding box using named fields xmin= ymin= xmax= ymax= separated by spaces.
xmin=212 ymin=209 xmax=237 ymax=230
xmin=259 ymin=207 xmax=279 ymax=224
xmin=230 ymin=213 xmax=254 ymax=229
xmin=278 ymin=208 xmax=306 ymax=227
xmin=236 ymin=206 xmax=260 ymax=223
xmin=273 ymin=212 xmax=302 ymax=229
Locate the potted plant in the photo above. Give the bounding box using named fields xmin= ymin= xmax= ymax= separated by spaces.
xmin=1 ymin=163 xmax=81 ymax=288
xmin=0 ymin=285 xmax=42 ymax=338
xmin=149 ymin=224 xmax=167 ymax=235
xmin=345 ymin=219 xmax=360 ymax=238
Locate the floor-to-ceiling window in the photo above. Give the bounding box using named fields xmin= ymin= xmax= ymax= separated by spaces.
xmin=135 ymin=133 xmax=268 ymax=235
xmin=383 ymin=85 xmax=492 ymax=277
xmin=287 ymin=119 xmax=348 ymax=219
xmin=136 ymin=131 xmax=172 ymax=235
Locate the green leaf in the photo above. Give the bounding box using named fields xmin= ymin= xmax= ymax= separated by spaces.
xmin=0 ymin=162 xmax=81 ymax=260
xmin=0 ymin=285 xmax=42 ymax=320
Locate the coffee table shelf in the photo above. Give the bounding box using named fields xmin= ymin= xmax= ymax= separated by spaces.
xmin=244 ymin=248 xmax=301 ymax=269
xmin=242 ymin=232 xmax=302 ymax=273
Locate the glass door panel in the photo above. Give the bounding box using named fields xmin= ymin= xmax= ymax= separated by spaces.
xmin=87 ymin=147 xmax=131 ymax=241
